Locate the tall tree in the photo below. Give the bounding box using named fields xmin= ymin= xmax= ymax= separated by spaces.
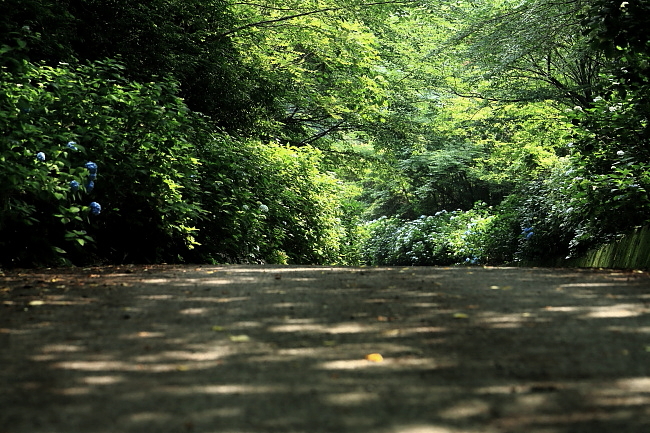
xmin=434 ymin=0 xmax=605 ymax=107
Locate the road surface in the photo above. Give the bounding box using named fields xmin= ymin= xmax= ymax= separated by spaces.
xmin=1 ymin=265 xmax=649 ymax=433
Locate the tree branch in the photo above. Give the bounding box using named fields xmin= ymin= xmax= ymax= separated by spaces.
xmin=299 ymin=119 xmax=347 ymax=146
xmin=219 ymin=1 xmax=418 ymax=38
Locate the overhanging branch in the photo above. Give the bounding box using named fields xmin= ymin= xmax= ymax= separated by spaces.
xmin=219 ymin=1 xmax=418 ymax=38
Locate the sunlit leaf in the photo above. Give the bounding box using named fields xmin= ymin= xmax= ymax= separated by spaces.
xmin=229 ymin=334 xmax=250 ymax=342
xmin=365 ymin=353 xmax=383 ymax=362
xmin=453 ymin=313 xmax=469 ymax=319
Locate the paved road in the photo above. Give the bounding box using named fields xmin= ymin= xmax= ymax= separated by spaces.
xmin=1 ymin=265 xmax=650 ymax=433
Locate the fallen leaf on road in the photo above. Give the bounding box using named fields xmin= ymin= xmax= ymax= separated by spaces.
xmin=212 ymin=326 xmax=225 ymax=331
xmin=453 ymin=313 xmax=469 ymax=319
xmin=365 ymin=353 xmax=383 ymax=362
xmin=229 ymin=335 xmax=251 ymax=342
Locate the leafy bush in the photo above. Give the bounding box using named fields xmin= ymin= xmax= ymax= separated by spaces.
xmin=508 ymin=155 xmax=649 ymax=262
xmin=478 ymin=200 xmax=521 ymax=265
xmin=361 ymin=203 xmax=496 ymax=266
xmin=1 ymin=58 xmax=367 ymax=267
xmin=190 ymin=138 xmax=362 ymax=265
xmin=0 ymin=59 xmax=202 ymax=266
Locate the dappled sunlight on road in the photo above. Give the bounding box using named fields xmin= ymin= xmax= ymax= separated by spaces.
xmin=1 ymin=265 xmax=649 ymax=433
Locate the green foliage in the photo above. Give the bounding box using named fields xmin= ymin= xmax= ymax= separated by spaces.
xmin=583 ymin=0 xmax=650 ymax=57
xmin=361 ymin=203 xmax=496 ymax=266
xmin=360 ymin=98 xmax=566 ymax=221
xmin=0 ymin=57 xmax=366 ymax=267
xmin=494 ymin=156 xmax=649 ymax=263
xmin=189 ymin=136 xmax=362 ymax=265
xmin=1 ymin=0 xmax=280 ymax=135
xmin=0 ymin=59 xmax=202 ymax=265
xmin=3 ymin=0 xmax=649 ymax=269
xmin=442 ymin=0 xmax=600 ymax=106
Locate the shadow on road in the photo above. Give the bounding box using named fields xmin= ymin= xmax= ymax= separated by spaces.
xmin=1 ymin=265 xmax=649 ymax=433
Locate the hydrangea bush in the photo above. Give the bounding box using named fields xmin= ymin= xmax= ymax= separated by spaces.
xmin=361 ymin=204 xmax=497 ymax=266
xmin=0 ymin=59 xmax=201 ymax=265
xmin=1 ymin=58 xmax=362 ymax=266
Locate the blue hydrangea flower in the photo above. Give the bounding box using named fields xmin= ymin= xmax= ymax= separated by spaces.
xmin=86 ymin=180 xmax=94 ymax=193
xmin=67 ymin=141 xmax=78 ymax=151
xmin=70 ymin=180 xmax=80 ymax=192
xmin=85 ymin=161 xmax=98 ymax=174
xmin=526 ymin=231 xmax=534 ymax=239
xmin=88 ymin=173 xmax=97 ymax=180
xmin=36 ymin=152 xmax=46 ymax=162
xmin=89 ymin=202 xmax=101 ymax=215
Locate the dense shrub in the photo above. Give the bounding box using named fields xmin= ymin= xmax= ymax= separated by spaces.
xmin=1 ymin=59 xmax=365 ymax=267
xmin=361 ymin=203 xmax=497 ymax=266
xmin=507 ymin=155 xmax=649 ymax=262
xmin=190 ymin=137 xmax=363 ymax=265
xmin=1 ymin=59 xmax=203 ymax=265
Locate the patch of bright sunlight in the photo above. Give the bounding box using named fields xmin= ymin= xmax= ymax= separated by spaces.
xmin=81 ymin=375 xmax=124 ymax=385
xmin=53 ymin=386 xmax=92 ymax=396
xmin=581 ymin=304 xmax=644 ymax=319
xmin=156 ymin=384 xmax=288 ymax=396
xmin=438 ymin=399 xmax=491 ymax=419
xmin=41 ymin=343 xmax=84 ymax=352
xmin=559 ymin=282 xmax=624 ymax=288
xmin=183 ymin=295 xmax=250 ymax=304
xmin=52 ymin=360 xmax=216 ymax=373
xmin=323 ymin=391 xmax=381 ymax=406
xmin=121 ymin=331 xmax=166 ymax=339
xmin=316 ymin=357 xmax=447 ymax=371
xmin=606 ymin=326 xmax=650 ymax=333
xmin=127 ymin=412 xmax=174 ymax=423
xmin=389 ymin=425 xmax=482 ymax=433
xmin=179 ymin=307 xmax=210 ymax=315
xmin=269 ymin=322 xmax=373 ymax=334
xmin=616 ymin=377 xmax=650 ymax=392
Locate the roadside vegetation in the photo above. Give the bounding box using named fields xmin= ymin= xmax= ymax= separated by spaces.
xmin=1 ymin=0 xmax=648 ymax=267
